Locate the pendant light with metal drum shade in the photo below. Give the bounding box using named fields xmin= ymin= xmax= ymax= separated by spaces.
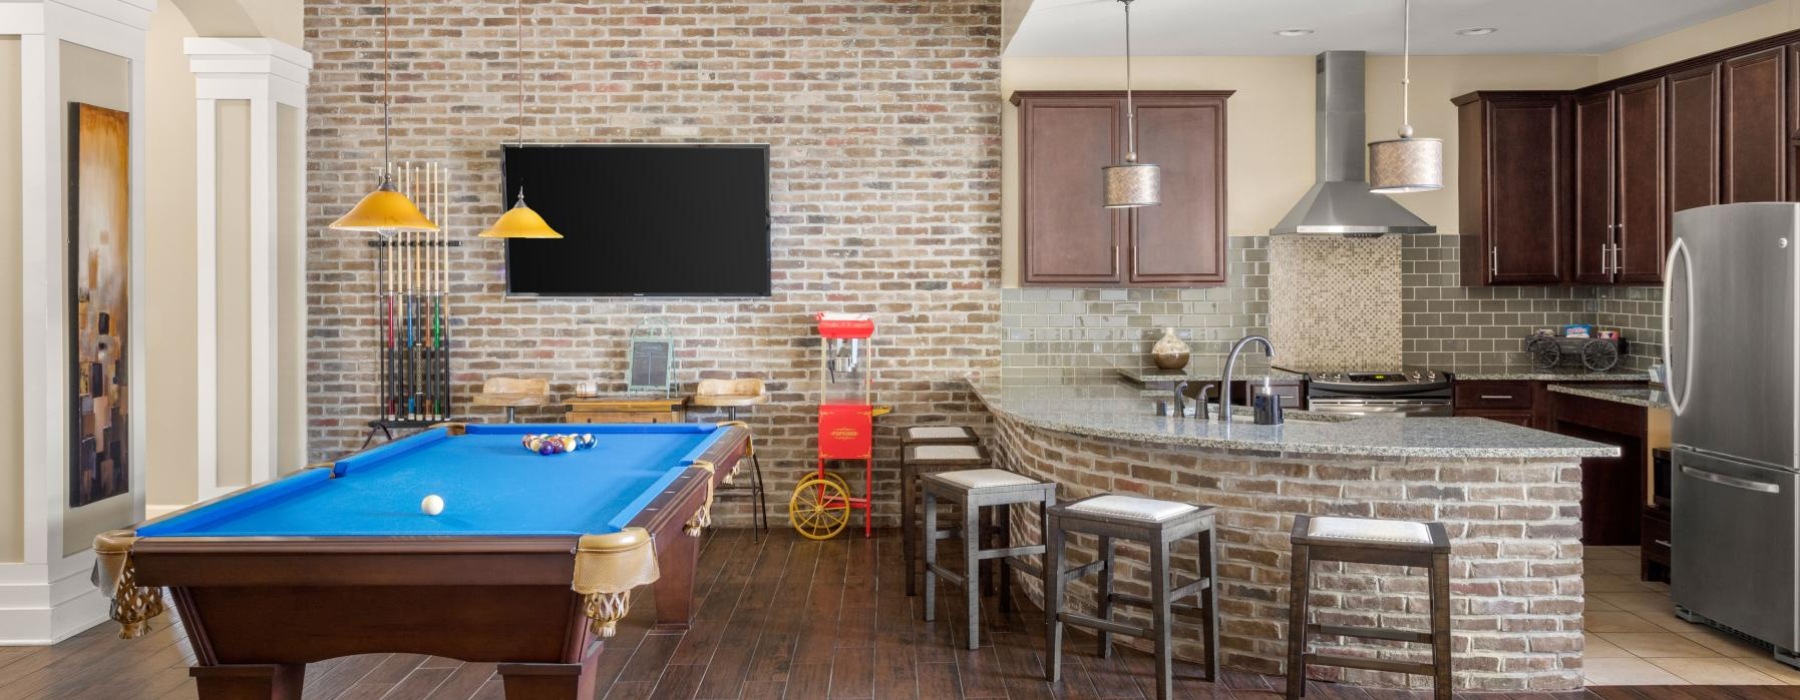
xmin=1102 ymin=0 xmax=1159 ymax=209
xmin=1367 ymin=0 xmax=1442 ymax=194
xmin=480 ymin=0 xmax=563 ymax=239
xmin=330 ymin=0 xmax=438 ymax=232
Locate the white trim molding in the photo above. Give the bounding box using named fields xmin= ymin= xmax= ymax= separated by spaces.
xmin=186 ymin=37 xmax=310 ymax=499
xmin=0 ymin=0 xmax=154 ymax=645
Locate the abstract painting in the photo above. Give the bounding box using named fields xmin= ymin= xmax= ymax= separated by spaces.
xmin=69 ymin=102 xmax=130 ymax=508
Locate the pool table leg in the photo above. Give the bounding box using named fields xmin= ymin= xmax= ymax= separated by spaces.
xmin=190 ymin=663 xmax=305 ymax=700
xmin=497 ymin=639 xmax=602 ymax=700
xmin=651 ymin=527 xmax=698 ymax=632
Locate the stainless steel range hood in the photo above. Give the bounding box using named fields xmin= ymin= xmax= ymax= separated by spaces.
xmin=1271 ymin=51 xmax=1435 ymax=237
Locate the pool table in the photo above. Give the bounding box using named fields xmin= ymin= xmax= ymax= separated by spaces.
xmin=92 ymin=422 xmax=747 ymax=700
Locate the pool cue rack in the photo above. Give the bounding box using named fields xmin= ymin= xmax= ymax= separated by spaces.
xmin=367 ymin=161 xmax=458 ymax=430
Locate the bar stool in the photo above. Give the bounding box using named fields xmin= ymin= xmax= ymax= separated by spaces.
xmin=1286 ymin=515 xmax=1452 ymax=700
xmin=1045 ymin=495 xmax=1218 ymax=700
xmin=920 ymin=468 xmax=1056 ymax=650
xmin=903 ymin=425 xmax=980 ymax=446
xmin=696 ymin=378 xmax=770 ymax=536
xmin=903 ymin=441 xmax=990 ymax=597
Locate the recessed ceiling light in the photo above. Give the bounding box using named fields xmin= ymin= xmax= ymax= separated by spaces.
xmin=1456 ymin=27 xmax=1498 ymax=36
xmin=1274 ymin=28 xmax=1315 ymax=37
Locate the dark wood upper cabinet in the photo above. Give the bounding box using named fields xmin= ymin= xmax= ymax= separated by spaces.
xmin=1572 ymin=91 xmax=1616 ymax=285
xmin=1668 ymin=64 xmax=1722 ymax=216
xmin=1722 ymin=47 xmax=1787 ymax=203
xmin=1453 ymin=92 xmax=1568 ymax=286
xmin=1127 ymin=94 xmax=1229 ymax=286
xmin=1614 ymin=78 xmax=1668 ymax=285
xmin=1011 ymin=90 xmax=1232 ymax=288
xmin=1014 ymin=94 xmax=1126 ymax=285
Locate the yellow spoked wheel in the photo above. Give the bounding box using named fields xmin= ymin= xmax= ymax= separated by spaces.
xmin=789 ymin=475 xmax=851 ymax=540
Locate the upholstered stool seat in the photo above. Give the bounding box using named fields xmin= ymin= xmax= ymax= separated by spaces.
xmin=1287 ymin=514 xmax=1452 ymax=700
xmin=1045 ymin=494 xmax=1218 ymax=700
xmin=903 ymin=441 xmax=992 ymax=598
xmin=920 ymin=468 xmax=1056 ymax=650
xmin=904 ymin=425 xmax=981 ymax=445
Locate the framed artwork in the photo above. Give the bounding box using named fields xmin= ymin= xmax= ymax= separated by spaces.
xmin=68 ymin=102 xmax=130 ymax=508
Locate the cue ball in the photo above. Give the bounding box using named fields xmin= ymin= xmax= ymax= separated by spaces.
xmin=421 ymin=494 xmax=445 ymax=516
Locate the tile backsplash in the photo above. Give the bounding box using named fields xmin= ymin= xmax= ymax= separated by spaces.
xmin=1002 ymin=233 xmax=1664 ymax=374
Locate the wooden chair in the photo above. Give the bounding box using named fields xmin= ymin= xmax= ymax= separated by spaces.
xmin=1286 ymin=515 xmax=1452 ymax=700
xmin=471 ymin=377 xmax=550 ymax=423
xmin=695 ymin=378 xmax=770 ymax=535
xmin=1045 ymin=494 xmax=1219 ymax=700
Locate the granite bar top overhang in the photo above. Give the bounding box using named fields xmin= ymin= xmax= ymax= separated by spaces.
xmin=1548 ymin=383 xmax=1672 ymax=410
xmin=971 ymin=375 xmax=1618 ymax=459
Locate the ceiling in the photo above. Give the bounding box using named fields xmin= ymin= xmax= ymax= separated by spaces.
xmin=1005 ymin=0 xmax=1770 ymax=57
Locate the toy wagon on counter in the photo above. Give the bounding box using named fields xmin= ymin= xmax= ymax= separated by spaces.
xmin=1523 ymin=333 xmax=1628 ymax=371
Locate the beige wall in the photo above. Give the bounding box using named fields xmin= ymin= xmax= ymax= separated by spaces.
xmin=277 ymin=103 xmax=305 ymax=474
xmin=1598 ymin=0 xmax=1800 ymax=81
xmin=146 ymin=1 xmax=199 ymax=508
xmin=1000 ymin=53 xmax=1595 ymax=286
xmin=215 ymin=99 xmax=251 ymax=489
xmin=1002 ymin=0 xmax=1034 ymax=53
xmin=0 ymin=35 xmax=22 ymax=564
xmin=59 ymin=40 xmax=134 ymax=556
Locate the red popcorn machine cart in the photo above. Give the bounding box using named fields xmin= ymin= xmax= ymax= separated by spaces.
xmin=788 ymin=313 xmax=880 ymax=540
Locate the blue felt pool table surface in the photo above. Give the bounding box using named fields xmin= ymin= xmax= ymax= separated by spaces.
xmin=138 ymin=423 xmax=729 ymax=538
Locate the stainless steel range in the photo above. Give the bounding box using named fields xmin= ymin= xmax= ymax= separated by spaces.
xmin=1288 ymin=367 xmax=1454 ymax=417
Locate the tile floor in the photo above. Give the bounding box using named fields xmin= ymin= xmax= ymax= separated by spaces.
xmin=1582 ymin=545 xmax=1800 ymax=686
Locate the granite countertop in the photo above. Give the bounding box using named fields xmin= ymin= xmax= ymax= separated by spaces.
xmin=970 ymin=376 xmax=1617 ymax=459
xmin=1547 ymin=383 xmax=1672 ymax=410
xmin=1442 ymin=363 xmax=1652 ymax=382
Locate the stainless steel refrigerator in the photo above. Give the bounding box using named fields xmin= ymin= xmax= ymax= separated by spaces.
xmin=1668 ymin=202 xmax=1800 ymax=663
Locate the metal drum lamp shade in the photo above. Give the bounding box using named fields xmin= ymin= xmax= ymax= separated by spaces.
xmin=481 ymin=0 xmax=564 ymax=239
xmin=1367 ymin=0 xmax=1443 ymax=194
xmin=331 ymin=0 xmax=437 ymax=232
xmin=1103 ymin=0 xmax=1159 ymax=209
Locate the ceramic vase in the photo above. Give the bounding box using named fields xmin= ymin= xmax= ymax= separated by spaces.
xmin=1151 ymin=328 xmax=1191 ymax=370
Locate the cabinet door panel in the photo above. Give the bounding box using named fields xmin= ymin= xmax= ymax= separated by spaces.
xmin=1484 ymin=97 xmax=1566 ymax=285
xmin=1615 ymin=78 xmax=1667 ymax=285
xmin=1668 ymin=65 xmax=1721 ymax=215
xmin=1722 ymin=47 xmax=1787 ymax=203
xmin=1019 ymin=98 xmax=1125 ymax=285
xmin=1129 ymin=96 xmax=1227 ymax=286
xmin=1573 ymin=91 xmax=1616 ymax=284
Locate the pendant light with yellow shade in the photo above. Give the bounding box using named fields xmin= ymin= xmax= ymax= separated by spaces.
xmin=480 ymin=0 xmax=563 ymax=239
xmin=330 ymin=0 xmax=438 ymax=232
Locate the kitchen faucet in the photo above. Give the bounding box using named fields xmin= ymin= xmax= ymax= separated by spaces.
xmin=1220 ymin=335 xmax=1275 ymax=420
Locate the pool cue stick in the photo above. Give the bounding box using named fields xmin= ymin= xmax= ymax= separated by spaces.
xmin=432 ymin=162 xmax=445 ymax=419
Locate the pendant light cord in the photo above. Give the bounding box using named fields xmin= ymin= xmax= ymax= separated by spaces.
xmin=1399 ymin=0 xmax=1413 ymax=138
xmin=1122 ymin=0 xmax=1137 ymax=161
xmin=382 ymin=0 xmax=392 ymax=179
xmin=517 ymin=0 xmax=526 ymax=148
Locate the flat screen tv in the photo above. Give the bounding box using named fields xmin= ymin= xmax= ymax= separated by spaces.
xmin=500 ymin=144 xmax=772 ymax=297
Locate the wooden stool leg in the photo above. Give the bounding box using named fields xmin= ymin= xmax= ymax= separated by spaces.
xmin=1096 ymin=535 xmax=1115 ymax=659
xmin=751 ymin=452 xmax=767 ymax=534
xmin=1430 ymin=550 xmax=1453 ymax=700
xmin=1044 ymin=515 xmax=1067 ymax=684
xmin=1150 ymin=538 xmax=1174 ymax=700
xmin=1286 ymin=542 xmax=1311 ymax=700
xmin=998 ymin=503 xmax=1014 ymax=614
xmin=903 ymin=460 xmax=918 ymax=597
xmin=964 ymin=501 xmax=983 ymax=650
xmin=1200 ymin=526 xmax=1219 ymax=682
xmin=922 ymin=488 xmax=938 ymax=621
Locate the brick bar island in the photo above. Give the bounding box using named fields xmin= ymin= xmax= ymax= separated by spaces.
xmin=970 ymin=376 xmax=1617 ymax=693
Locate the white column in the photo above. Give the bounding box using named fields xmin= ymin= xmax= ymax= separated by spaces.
xmin=186 ymin=38 xmax=309 ymax=499
xmin=0 ymin=0 xmax=154 ymax=645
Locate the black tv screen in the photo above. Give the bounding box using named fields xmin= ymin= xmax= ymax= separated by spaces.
xmin=500 ymin=144 xmax=772 ymax=297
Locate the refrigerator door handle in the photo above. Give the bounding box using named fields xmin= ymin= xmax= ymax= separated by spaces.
xmin=1681 ymin=465 xmax=1782 ymax=494
xmin=1663 ymin=237 xmax=1695 ymax=416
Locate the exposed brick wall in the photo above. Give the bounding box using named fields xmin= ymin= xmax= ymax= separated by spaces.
xmin=987 ymin=411 xmax=1586 ymax=692
xmin=304 ymin=0 xmax=1003 ymax=526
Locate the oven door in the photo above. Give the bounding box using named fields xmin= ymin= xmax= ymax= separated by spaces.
xmin=1305 ymin=398 xmax=1453 ymax=418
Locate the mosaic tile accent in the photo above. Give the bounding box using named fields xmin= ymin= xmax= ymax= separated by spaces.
xmin=999 ymin=237 xmax=1269 ymax=378
xmin=1268 ymin=235 xmax=1403 ymax=367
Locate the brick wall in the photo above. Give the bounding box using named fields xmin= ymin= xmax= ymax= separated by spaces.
xmin=989 ymin=411 xmax=1586 ymax=691
xmin=304 ymin=0 xmax=1003 ymax=526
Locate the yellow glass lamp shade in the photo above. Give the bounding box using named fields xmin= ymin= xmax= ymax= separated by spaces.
xmin=330 ymin=177 xmax=439 ymax=232
xmin=480 ymin=192 xmax=564 ymax=239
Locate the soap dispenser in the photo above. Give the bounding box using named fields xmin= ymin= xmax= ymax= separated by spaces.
xmin=1253 ymin=377 xmax=1285 ymax=426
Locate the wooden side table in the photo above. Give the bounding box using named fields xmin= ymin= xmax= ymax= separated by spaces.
xmin=562 ymin=396 xmax=690 ymax=424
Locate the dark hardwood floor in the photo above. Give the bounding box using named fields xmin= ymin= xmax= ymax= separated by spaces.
xmin=2 ymin=528 xmax=1794 ymax=699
